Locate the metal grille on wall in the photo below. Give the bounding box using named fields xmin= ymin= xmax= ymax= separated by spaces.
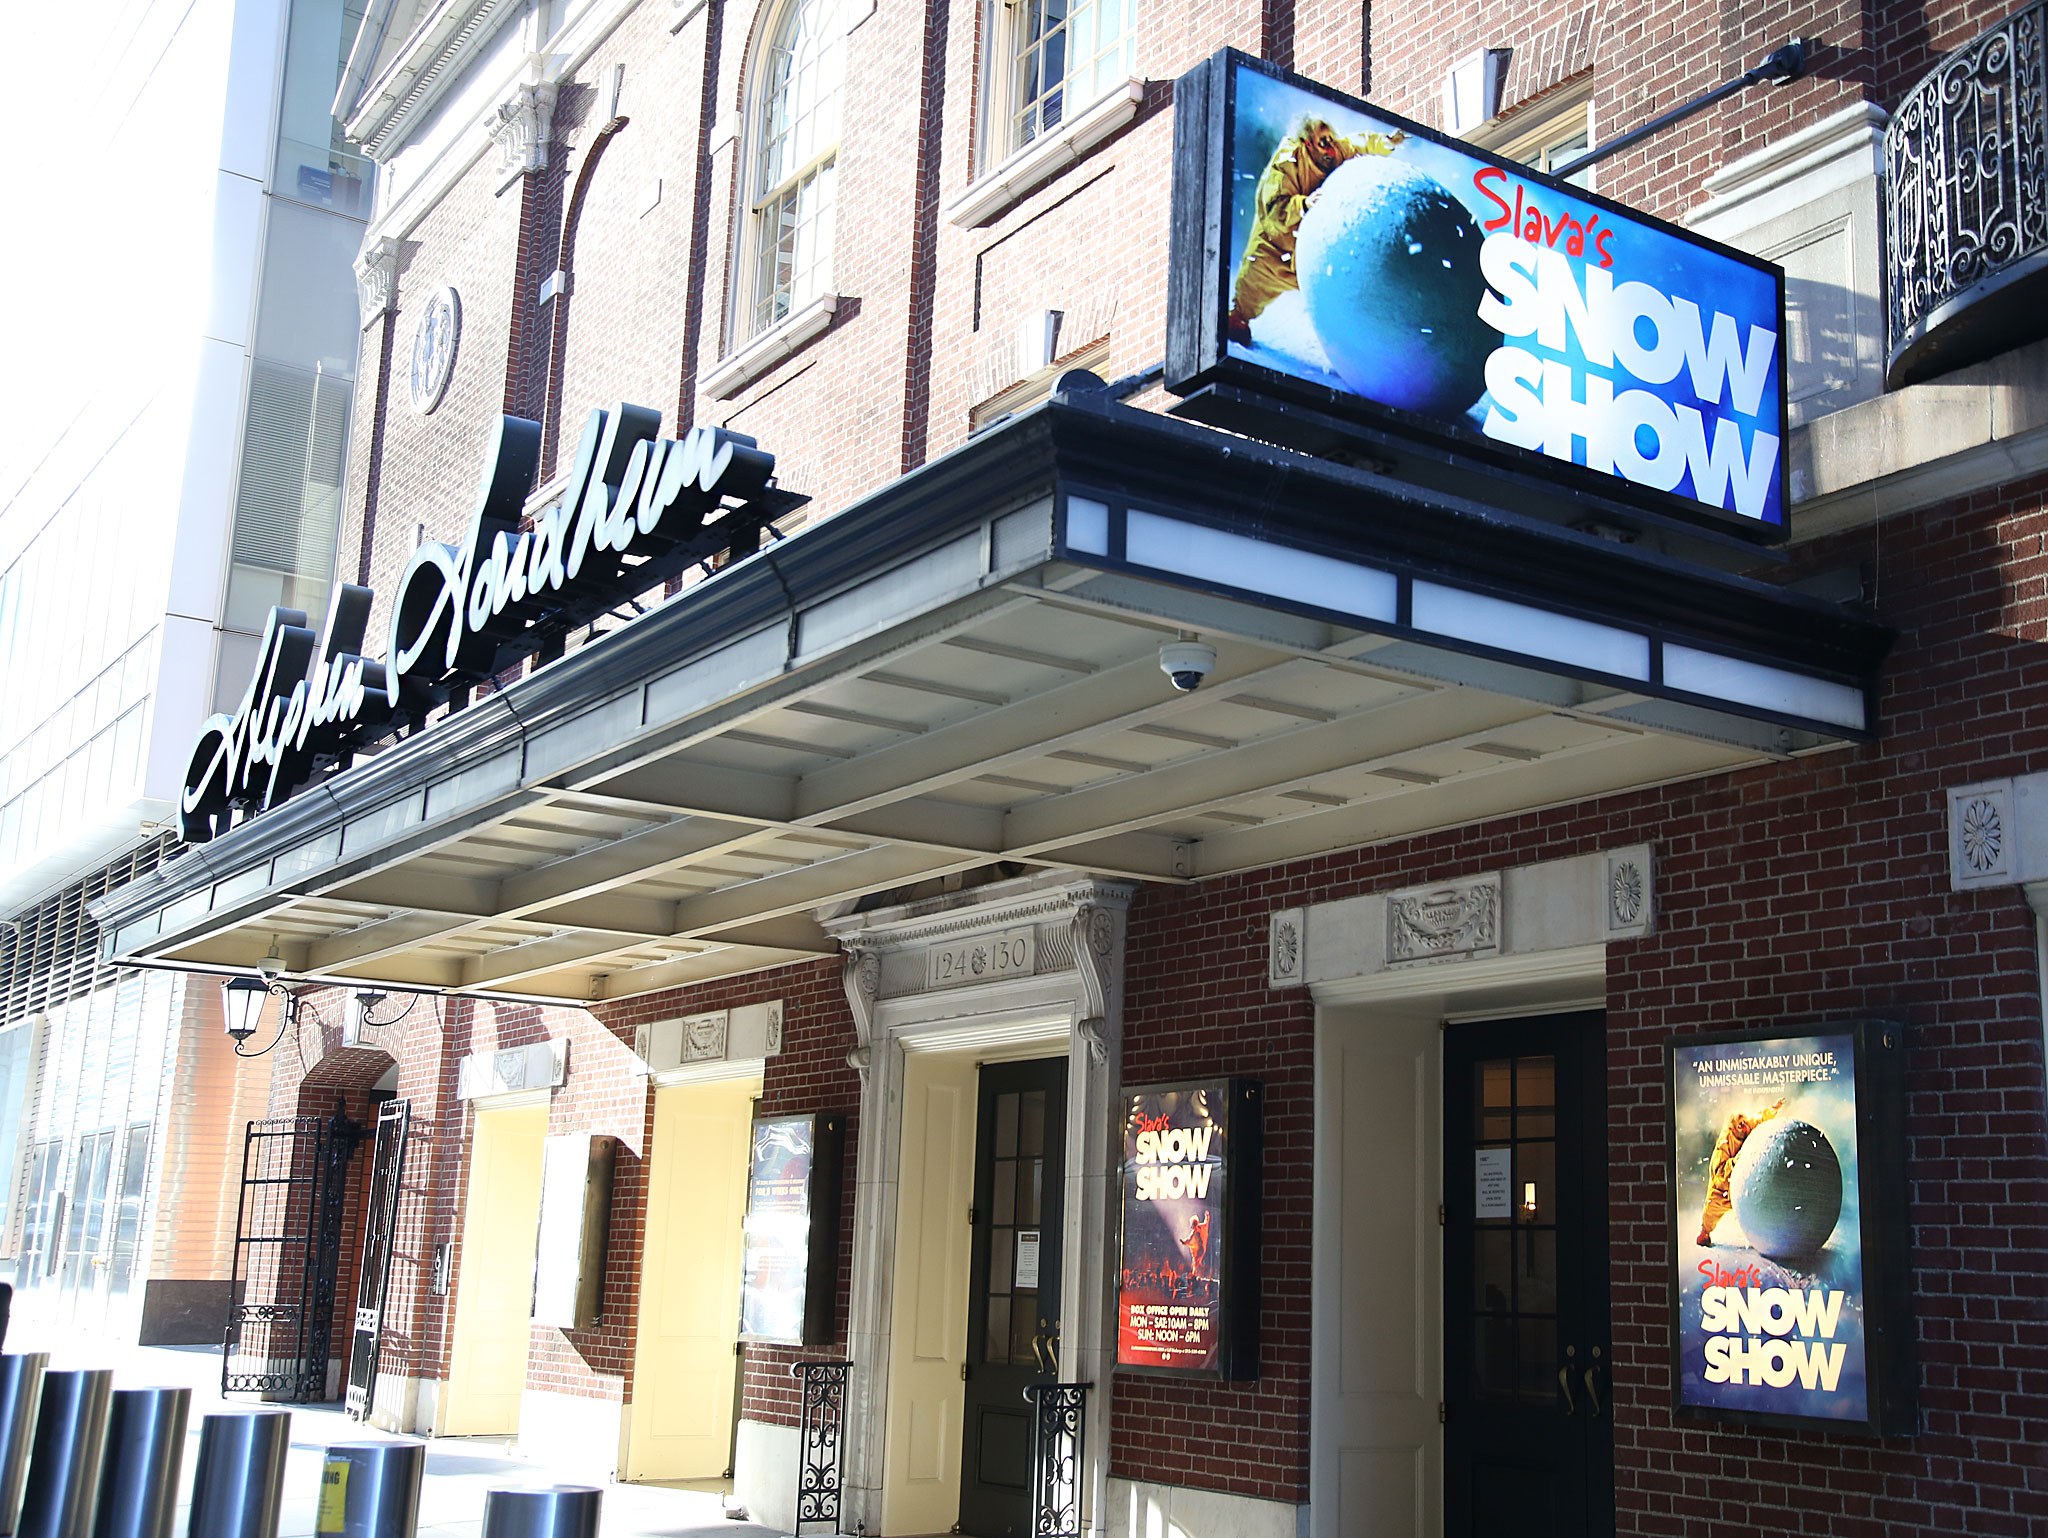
xmin=1884 ymin=0 xmax=2048 ymax=384
xmin=0 ymin=834 xmax=174 ymax=1027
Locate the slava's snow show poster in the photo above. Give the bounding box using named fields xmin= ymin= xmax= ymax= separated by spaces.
xmin=1220 ymin=60 xmax=1785 ymax=530
xmin=740 ymin=1114 xmax=815 ymax=1344
xmin=1671 ymin=1031 xmax=1867 ymax=1423
xmin=1118 ymin=1082 xmax=1232 ymax=1373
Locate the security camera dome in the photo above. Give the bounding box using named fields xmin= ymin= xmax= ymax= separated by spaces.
xmin=1159 ymin=642 xmax=1217 ymax=693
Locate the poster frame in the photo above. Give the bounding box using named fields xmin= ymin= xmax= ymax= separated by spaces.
xmin=737 ymin=1109 xmax=846 ymax=1349
xmin=1664 ymin=1020 xmax=1913 ymax=1436
xmin=1113 ymin=1076 xmax=1263 ymax=1381
xmin=1164 ymin=47 xmax=1793 ymax=546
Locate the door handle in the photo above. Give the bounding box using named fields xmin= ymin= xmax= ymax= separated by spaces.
xmin=1029 ymin=1333 xmax=1049 ymax=1372
xmin=1557 ymin=1365 xmax=1576 ymax=1414
xmin=1048 ymin=1324 xmax=1061 ymax=1378
xmin=1584 ymin=1367 xmax=1601 ymax=1417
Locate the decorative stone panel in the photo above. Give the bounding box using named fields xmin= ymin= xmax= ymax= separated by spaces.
xmin=1387 ymin=875 xmax=1501 ymax=965
xmin=457 ymin=1038 xmax=567 ymax=1099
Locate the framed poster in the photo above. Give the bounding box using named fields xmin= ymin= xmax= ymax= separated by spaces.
xmin=739 ymin=1110 xmax=846 ymax=1347
xmin=1166 ymin=49 xmax=1789 ymax=541
xmin=1668 ymin=1023 xmax=1912 ymax=1433
xmin=1115 ymin=1078 xmax=1261 ymax=1378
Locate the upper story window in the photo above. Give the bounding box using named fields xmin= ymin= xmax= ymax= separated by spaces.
xmin=992 ymin=0 xmax=1135 ymax=158
xmin=748 ymin=0 xmax=845 ymax=336
xmin=1474 ymin=81 xmax=1594 ymax=189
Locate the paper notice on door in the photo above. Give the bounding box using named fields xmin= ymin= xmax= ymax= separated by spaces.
xmin=1475 ymin=1147 xmax=1511 ymax=1219
xmin=1016 ymin=1229 xmax=1041 ymax=1289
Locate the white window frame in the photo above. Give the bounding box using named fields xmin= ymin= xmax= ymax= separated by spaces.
xmin=1468 ymin=78 xmax=1597 ymax=189
xmin=952 ymin=0 xmax=1140 ymax=224
xmin=729 ymin=0 xmax=846 ymax=360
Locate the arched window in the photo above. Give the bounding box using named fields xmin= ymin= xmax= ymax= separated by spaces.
xmin=747 ymin=0 xmax=844 ymax=336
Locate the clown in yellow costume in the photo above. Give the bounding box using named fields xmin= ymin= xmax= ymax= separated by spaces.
xmin=1227 ymin=116 xmax=1405 ymax=344
xmin=1695 ymin=1096 xmax=1786 ymax=1246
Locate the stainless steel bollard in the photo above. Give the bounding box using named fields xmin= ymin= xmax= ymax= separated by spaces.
xmin=0 ymin=1354 xmax=49 ymax=1535
xmin=318 ymin=1442 xmax=423 ymax=1538
xmin=186 ymin=1412 xmax=290 ymax=1538
xmin=479 ymin=1486 xmax=603 ymax=1538
xmin=17 ymin=1369 xmax=113 ymax=1538
xmin=93 ymin=1388 xmax=190 ymax=1538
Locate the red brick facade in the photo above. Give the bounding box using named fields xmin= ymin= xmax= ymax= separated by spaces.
xmin=239 ymin=0 xmax=2048 ymax=1532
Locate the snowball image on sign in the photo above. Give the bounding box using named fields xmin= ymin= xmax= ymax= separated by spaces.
xmin=1672 ymin=1032 xmax=1867 ymax=1421
xmin=1224 ymin=64 xmax=1785 ymax=528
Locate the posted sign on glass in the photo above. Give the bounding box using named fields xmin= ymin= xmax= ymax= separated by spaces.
xmin=1668 ymin=1024 xmax=1911 ymax=1433
xmin=1167 ymin=51 xmax=1789 ymax=538
xmin=739 ymin=1111 xmax=844 ymax=1348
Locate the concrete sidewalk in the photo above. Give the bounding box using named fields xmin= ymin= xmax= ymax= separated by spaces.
xmin=6 ymin=1327 xmax=788 ymax=1538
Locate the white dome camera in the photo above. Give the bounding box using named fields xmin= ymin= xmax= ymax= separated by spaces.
xmin=1159 ymin=641 xmax=1217 ymax=694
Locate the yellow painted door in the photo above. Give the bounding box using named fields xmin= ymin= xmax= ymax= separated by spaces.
xmin=881 ymin=1050 xmax=977 ymax=1537
xmin=442 ymin=1103 xmax=548 ymax=1436
xmin=623 ymin=1076 xmax=758 ymax=1481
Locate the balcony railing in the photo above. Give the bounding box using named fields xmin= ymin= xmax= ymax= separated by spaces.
xmin=1884 ymin=0 xmax=2048 ymax=386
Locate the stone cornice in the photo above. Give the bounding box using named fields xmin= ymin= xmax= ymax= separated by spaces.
xmin=354 ymin=236 xmax=402 ymax=328
xmin=493 ymin=58 xmax=559 ymax=185
xmin=820 ymin=870 xmax=1137 ymax=951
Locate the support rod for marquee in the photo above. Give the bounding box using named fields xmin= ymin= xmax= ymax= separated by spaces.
xmin=1550 ymin=38 xmax=1807 ymax=182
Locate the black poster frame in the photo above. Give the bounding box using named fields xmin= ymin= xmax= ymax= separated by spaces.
xmin=1665 ymin=1020 xmax=1912 ymax=1436
xmin=1113 ymin=1076 xmax=1262 ymax=1381
xmin=738 ymin=1109 xmax=846 ymax=1349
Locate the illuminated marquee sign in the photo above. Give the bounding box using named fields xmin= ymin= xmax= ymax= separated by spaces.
xmin=1167 ymin=51 xmax=1790 ymax=538
xmin=180 ymin=404 xmax=802 ymax=843
xmin=1668 ymin=1022 xmax=1912 ymax=1433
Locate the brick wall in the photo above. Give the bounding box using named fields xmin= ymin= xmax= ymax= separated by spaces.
xmin=1111 ymin=471 xmax=2048 ymax=1530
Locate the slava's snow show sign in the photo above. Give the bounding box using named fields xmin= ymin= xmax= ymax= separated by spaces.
xmin=1167 ymin=52 xmax=1789 ymax=537
xmin=1668 ymin=1024 xmax=1912 ymax=1432
xmin=1116 ymin=1079 xmax=1261 ymax=1378
xmin=179 ymin=404 xmax=801 ymax=844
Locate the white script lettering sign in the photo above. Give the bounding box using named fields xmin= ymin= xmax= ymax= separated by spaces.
xmin=180 ymin=403 xmax=802 ymax=843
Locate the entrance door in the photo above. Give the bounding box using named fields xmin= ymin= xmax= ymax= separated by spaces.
xmin=346 ymin=1100 xmax=412 ymax=1419
xmin=442 ymin=1102 xmax=548 ymax=1436
xmin=1443 ymin=1013 xmax=1612 ymax=1538
xmin=624 ymin=1076 xmax=757 ymax=1481
xmin=958 ymin=1058 xmax=1066 ymax=1538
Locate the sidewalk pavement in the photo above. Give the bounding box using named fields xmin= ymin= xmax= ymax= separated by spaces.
xmin=7 ymin=1326 xmax=789 ymax=1538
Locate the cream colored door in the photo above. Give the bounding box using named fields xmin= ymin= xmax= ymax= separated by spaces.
xmin=442 ymin=1102 xmax=548 ymax=1436
xmin=624 ymin=1075 xmax=759 ymax=1481
xmin=1313 ymin=1007 xmax=1443 ymax=1538
xmin=880 ymin=1049 xmax=977 ymax=1537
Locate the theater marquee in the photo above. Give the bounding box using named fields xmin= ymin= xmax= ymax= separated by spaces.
xmin=1167 ymin=50 xmax=1790 ymax=538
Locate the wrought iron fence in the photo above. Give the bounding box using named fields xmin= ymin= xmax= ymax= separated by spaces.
xmin=1024 ymin=1381 xmax=1090 ymax=1538
xmin=791 ymin=1359 xmax=849 ymax=1535
xmin=1884 ymin=0 xmax=2048 ymax=384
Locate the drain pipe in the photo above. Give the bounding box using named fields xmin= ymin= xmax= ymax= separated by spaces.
xmin=1551 ymin=38 xmax=1808 ymax=181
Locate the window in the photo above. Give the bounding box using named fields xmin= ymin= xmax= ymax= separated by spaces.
xmin=991 ymin=0 xmax=1135 ymax=159
xmin=1473 ymin=83 xmax=1595 ymax=190
xmin=747 ymin=0 xmax=845 ymax=337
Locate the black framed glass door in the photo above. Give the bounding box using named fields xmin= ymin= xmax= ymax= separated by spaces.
xmin=1444 ymin=1012 xmax=1612 ymax=1538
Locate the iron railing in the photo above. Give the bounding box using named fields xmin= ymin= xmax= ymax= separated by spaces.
xmin=1884 ymin=0 xmax=2048 ymax=384
xmin=790 ymin=1360 xmax=849 ymax=1535
xmin=1024 ymin=1381 xmax=1090 ymax=1538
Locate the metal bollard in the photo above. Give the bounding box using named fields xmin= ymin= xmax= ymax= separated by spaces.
xmin=93 ymin=1388 xmax=190 ymax=1538
xmin=479 ymin=1486 xmax=603 ymax=1538
xmin=0 ymin=1354 xmax=49 ymax=1535
xmin=317 ymin=1442 xmax=423 ymax=1538
xmin=17 ymin=1369 xmax=113 ymax=1538
xmin=186 ymin=1412 xmax=290 ymax=1538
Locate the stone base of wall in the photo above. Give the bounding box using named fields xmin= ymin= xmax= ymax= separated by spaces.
xmin=733 ymin=1418 xmax=798 ymax=1531
xmin=367 ymin=1371 xmax=438 ymax=1436
xmin=136 ymin=1279 xmax=232 ymax=1345
xmin=1107 ymin=1477 xmax=1305 ymax=1538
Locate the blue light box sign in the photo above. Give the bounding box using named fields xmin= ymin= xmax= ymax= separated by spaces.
xmin=1167 ymin=52 xmax=1790 ymax=538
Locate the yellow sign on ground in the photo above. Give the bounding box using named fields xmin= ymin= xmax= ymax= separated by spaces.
xmin=316 ymin=1458 xmax=350 ymax=1533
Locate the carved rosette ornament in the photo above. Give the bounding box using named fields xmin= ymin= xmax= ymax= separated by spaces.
xmin=494 ymin=65 xmax=559 ymax=182
xmin=1269 ymin=908 xmax=1303 ymax=988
